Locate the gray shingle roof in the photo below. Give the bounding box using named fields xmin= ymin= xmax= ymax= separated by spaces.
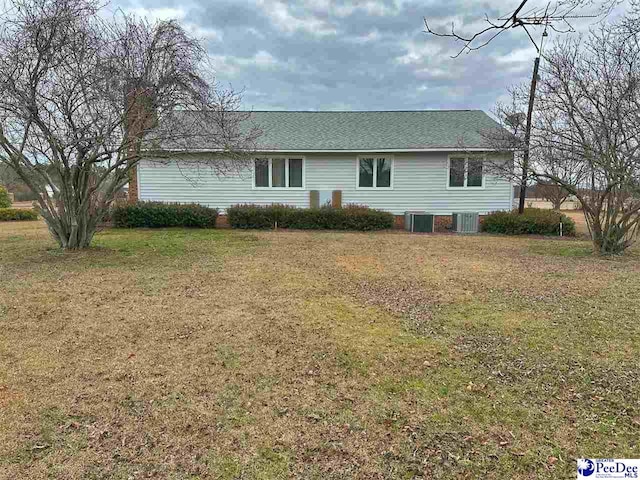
xmin=155 ymin=110 xmax=503 ymax=152
xmin=246 ymin=110 xmax=500 ymax=151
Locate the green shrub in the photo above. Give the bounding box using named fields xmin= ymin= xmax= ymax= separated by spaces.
xmin=0 ymin=186 xmax=12 ymax=208
xmin=226 ymin=204 xmax=286 ymax=229
xmin=227 ymin=204 xmax=394 ymax=231
xmin=112 ymin=202 xmax=218 ymax=228
xmin=482 ymin=208 xmax=576 ymax=236
xmin=0 ymin=208 xmax=38 ymax=221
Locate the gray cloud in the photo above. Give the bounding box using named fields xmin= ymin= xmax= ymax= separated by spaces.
xmin=113 ymin=0 xmax=593 ymax=112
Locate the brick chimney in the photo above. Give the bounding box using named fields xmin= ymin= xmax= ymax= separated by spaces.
xmin=125 ymin=86 xmax=156 ymax=204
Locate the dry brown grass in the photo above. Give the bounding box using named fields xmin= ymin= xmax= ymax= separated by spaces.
xmin=1 ymin=221 xmax=639 ymax=479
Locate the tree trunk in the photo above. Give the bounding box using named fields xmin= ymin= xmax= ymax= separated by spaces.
xmin=518 ymin=56 xmax=541 ymax=214
xmin=592 ymin=231 xmax=627 ymax=255
xmin=586 ymin=209 xmax=631 ymax=255
xmin=41 ymin=209 xmax=98 ymax=249
xmin=36 ymin=177 xmax=102 ymax=250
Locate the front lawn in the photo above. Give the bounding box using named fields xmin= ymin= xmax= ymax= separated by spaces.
xmin=1 ymin=221 xmax=639 ymax=479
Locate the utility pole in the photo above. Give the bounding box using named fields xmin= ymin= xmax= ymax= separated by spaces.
xmin=518 ymin=23 xmax=549 ymax=214
xmin=518 ymin=55 xmax=540 ymax=214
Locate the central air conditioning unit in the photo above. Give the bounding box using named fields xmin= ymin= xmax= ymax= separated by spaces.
xmin=452 ymin=212 xmax=480 ymax=233
xmin=405 ymin=211 xmax=434 ymax=233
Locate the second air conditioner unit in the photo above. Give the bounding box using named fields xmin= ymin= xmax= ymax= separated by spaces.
xmin=452 ymin=212 xmax=480 ymax=233
xmin=405 ymin=211 xmax=434 ymax=233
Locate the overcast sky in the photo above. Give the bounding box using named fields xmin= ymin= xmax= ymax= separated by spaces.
xmin=110 ymin=0 xmax=617 ymax=113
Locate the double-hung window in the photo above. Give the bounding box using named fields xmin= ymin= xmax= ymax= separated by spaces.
xmin=357 ymin=156 xmax=393 ymax=189
xmin=254 ymin=158 xmax=304 ymax=188
xmin=448 ymin=156 xmax=484 ymax=188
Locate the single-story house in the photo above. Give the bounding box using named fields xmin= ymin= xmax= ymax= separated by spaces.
xmin=134 ymin=110 xmax=513 ymax=230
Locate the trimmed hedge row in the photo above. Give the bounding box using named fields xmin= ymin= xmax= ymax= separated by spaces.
xmin=227 ymin=204 xmax=395 ymax=231
xmin=482 ymin=208 xmax=576 ymax=236
xmin=0 ymin=208 xmax=38 ymax=221
xmin=112 ymin=202 xmax=218 ymax=228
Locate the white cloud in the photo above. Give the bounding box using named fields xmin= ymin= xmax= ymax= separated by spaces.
xmin=257 ymin=0 xmax=337 ymax=36
xmin=211 ymin=50 xmax=280 ymax=77
xmin=253 ymin=51 xmax=279 ymax=68
xmin=347 ymin=30 xmax=381 ymax=44
xmin=494 ymin=47 xmax=537 ymax=64
xmin=414 ymin=67 xmax=456 ymax=80
xmin=395 ymin=40 xmax=443 ymax=66
xmin=189 ymin=26 xmax=223 ymax=42
xmin=118 ymin=4 xmax=221 ymax=42
xmin=332 ymin=1 xmax=397 ymax=17
xmin=301 ymin=0 xmax=395 ymax=18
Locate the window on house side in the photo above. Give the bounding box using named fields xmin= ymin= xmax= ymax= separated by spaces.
xmin=449 ymin=157 xmax=484 ymax=188
xmin=359 ymin=158 xmax=374 ymax=187
xmin=272 ymin=158 xmax=286 ymax=187
xmin=255 ymin=159 xmax=269 ymax=187
xmin=467 ymin=159 xmax=483 ymax=187
xmin=376 ymin=158 xmax=391 ymax=187
xmin=289 ymin=159 xmax=303 ymax=188
xmin=358 ymin=157 xmax=392 ymax=188
xmin=254 ymin=158 xmax=304 ymax=188
xmin=449 ymin=158 xmax=466 ymax=187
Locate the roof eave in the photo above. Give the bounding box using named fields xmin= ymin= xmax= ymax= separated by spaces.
xmin=146 ymin=147 xmax=503 ymax=154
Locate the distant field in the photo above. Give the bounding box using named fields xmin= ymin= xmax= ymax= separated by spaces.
xmin=9 ymin=201 xmax=35 ymax=210
xmin=522 ymin=199 xmax=582 ymax=210
xmin=0 ymin=221 xmax=638 ymax=479
xmin=561 ymin=210 xmax=589 ymax=236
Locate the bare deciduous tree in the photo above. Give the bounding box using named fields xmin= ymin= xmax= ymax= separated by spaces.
xmin=484 ymin=26 xmax=640 ymax=254
xmin=537 ymin=181 xmax=572 ymax=210
xmin=484 ymin=95 xmax=582 ymax=210
xmin=617 ymin=0 xmax=639 ymax=36
xmin=423 ymin=0 xmax=617 ymax=213
xmin=0 ymin=0 xmax=260 ymax=249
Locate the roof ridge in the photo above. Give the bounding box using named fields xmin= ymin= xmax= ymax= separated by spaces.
xmin=243 ymin=109 xmax=484 ymax=113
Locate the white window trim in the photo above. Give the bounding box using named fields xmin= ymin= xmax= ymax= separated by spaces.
xmin=252 ymin=156 xmax=306 ymax=190
xmin=446 ymin=154 xmax=486 ymax=190
xmin=355 ymin=155 xmax=394 ymax=190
